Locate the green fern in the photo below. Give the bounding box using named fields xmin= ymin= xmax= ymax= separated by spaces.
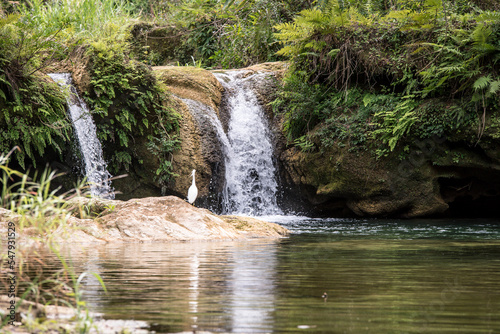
xmin=476 ymin=11 xmax=500 ymax=23
xmin=372 ymin=97 xmax=418 ymax=152
xmin=489 ymin=80 xmax=500 ymax=94
xmin=473 ymin=75 xmax=492 ymax=91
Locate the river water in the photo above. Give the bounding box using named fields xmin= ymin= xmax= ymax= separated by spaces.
xmin=42 ymin=217 xmax=500 ymax=333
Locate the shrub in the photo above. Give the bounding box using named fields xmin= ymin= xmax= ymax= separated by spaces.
xmin=273 ymin=0 xmax=500 ymax=152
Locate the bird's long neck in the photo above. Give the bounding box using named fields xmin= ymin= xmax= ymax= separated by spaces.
xmin=191 ymin=172 xmax=196 ymax=185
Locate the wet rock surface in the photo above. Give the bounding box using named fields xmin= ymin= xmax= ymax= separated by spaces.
xmin=0 ymin=196 xmax=289 ymax=244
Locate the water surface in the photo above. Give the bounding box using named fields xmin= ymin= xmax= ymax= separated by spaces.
xmin=26 ymin=218 xmax=500 ymax=333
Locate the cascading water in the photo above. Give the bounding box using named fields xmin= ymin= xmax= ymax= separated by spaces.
xmin=215 ymin=71 xmax=282 ymax=216
xmin=177 ymin=96 xmax=231 ymax=209
xmin=178 ymin=97 xmax=231 ymax=152
xmin=49 ymin=73 xmax=114 ymax=199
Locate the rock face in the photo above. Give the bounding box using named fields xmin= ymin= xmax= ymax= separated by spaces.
xmin=279 ymin=134 xmax=500 ymax=218
xmin=0 ymin=197 xmax=289 ymax=244
xmin=280 ymin=147 xmax=444 ymax=217
xmin=154 ymin=66 xmax=224 ymax=203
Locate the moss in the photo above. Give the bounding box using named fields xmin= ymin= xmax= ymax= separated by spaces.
xmin=154 ymin=66 xmax=222 ymax=110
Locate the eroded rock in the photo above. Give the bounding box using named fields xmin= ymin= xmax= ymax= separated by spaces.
xmin=0 ymin=196 xmax=289 ymax=244
xmin=279 ymin=136 xmax=500 ymax=218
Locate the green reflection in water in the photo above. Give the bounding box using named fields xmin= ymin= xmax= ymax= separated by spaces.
xmin=15 ymin=218 xmax=500 ymax=333
xmin=273 ymin=236 xmax=500 ymax=333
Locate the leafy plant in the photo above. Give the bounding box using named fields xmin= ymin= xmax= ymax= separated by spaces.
xmin=294 ymin=135 xmax=315 ymax=152
xmin=166 ymin=0 xmax=305 ymax=69
xmin=273 ymin=0 xmax=500 ymax=153
xmin=85 ymin=42 xmax=181 ymax=181
xmin=20 ymin=0 xmax=134 ymax=43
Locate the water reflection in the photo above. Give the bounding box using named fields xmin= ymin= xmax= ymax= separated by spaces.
xmin=188 ymin=252 xmax=200 ymax=328
xmin=230 ymin=243 xmax=276 ymax=333
xmin=12 ymin=218 xmax=500 ymax=333
xmin=59 ymin=241 xmax=281 ymax=333
xmin=81 ymin=247 xmax=103 ymax=310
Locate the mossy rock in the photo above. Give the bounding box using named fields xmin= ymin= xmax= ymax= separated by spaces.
xmin=154 ymin=66 xmax=222 ymax=110
xmin=281 ymin=130 xmax=500 ymax=217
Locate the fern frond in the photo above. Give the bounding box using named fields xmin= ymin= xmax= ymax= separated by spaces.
xmin=296 ymin=8 xmax=328 ymax=29
xmin=420 ymin=43 xmax=464 ymax=56
xmin=275 ymin=45 xmax=300 ymax=57
xmin=473 ymin=75 xmax=492 ymax=91
xmin=471 ymin=23 xmax=493 ymax=46
xmin=489 ymin=80 xmax=500 ymax=94
xmin=328 ymin=48 xmax=340 ymax=58
xmin=0 ymin=13 xmax=20 ymax=28
xmin=476 ymin=11 xmax=500 ymax=24
xmin=383 ymin=9 xmax=412 ymax=21
xmin=437 ymin=65 xmax=466 ymax=74
xmin=304 ymin=40 xmax=326 ymax=51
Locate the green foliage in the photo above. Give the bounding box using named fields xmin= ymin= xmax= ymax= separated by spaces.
xmin=271 ymin=70 xmax=330 ymax=142
xmin=294 ymin=135 xmax=315 ymax=152
xmin=0 ymin=13 xmax=71 ymax=167
xmin=273 ymin=0 xmax=500 ymax=153
xmin=0 ymin=148 xmax=86 ymax=234
xmin=1 ymin=0 xmax=182 ymax=179
xmin=122 ymin=0 xmax=174 ymax=19
xmin=0 ymin=3 xmax=138 ymax=170
xmin=313 ymin=89 xmax=387 ymax=152
xmin=209 ymin=1 xmax=283 ymax=68
xmin=147 ymin=135 xmax=181 ymax=190
xmin=85 ymin=42 xmax=181 ymax=180
xmin=167 ymin=0 xmax=309 ymax=68
xmin=412 ymin=101 xmax=476 ymax=139
xmin=20 ymin=0 xmax=134 ymax=43
xmin=1 ymin=150 xmax=107 ymax=333
xmin=370 ymin=95 xmax=418 ymax=155
xmin=0 ymin=76 xmax=72 ymax=168
xmin=272 ymin=76 xmax=373 ymax=151
xmin=0 ymin=12 xmax=65 ymax=97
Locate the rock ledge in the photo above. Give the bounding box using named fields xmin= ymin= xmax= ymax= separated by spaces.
xmin=0 ymin=196 xmax=289 ymax=244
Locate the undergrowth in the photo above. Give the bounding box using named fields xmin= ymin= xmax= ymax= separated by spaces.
xmin=1 ymin=0 xmax=181 ymax=184
xmin=85 ymin=42 xmax=181 ymax=185
xmin=0 ymin=148 xmax=106 ymax=333
xmin=272 ymin=0 xmax=500 ymax=155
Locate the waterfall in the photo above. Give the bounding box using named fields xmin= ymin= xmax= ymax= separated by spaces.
xmin=49 ymin=73 xmax=114 ymax=199
xmin=178 ymin=97 xmax=231 ymax=153
xmin=177 ymin=96 xmax=231 ymax=210
xmin=215 ymin=71 xmax=282 ymax=216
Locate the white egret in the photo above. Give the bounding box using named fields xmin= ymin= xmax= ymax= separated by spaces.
xmin=187 ymin=169 xmax=198 ymax=205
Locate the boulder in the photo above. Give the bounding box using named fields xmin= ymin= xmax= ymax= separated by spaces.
xmin=0 ymin=197 xmax=289 ymax=244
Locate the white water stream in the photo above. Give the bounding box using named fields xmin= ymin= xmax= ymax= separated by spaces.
xmin=49 ymin=73 xmax=114 ymax=199
xmin=181 ymin=71 xmax=282 ymax=215
xmin=178 ymin=97 xmax=231 ymax=153
xmin=215 ymin=71 xmax=282 ymax=216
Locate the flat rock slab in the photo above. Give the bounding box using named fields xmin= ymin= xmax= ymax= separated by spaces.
xmin=0 ymin=196 xmax=289 ymax=244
